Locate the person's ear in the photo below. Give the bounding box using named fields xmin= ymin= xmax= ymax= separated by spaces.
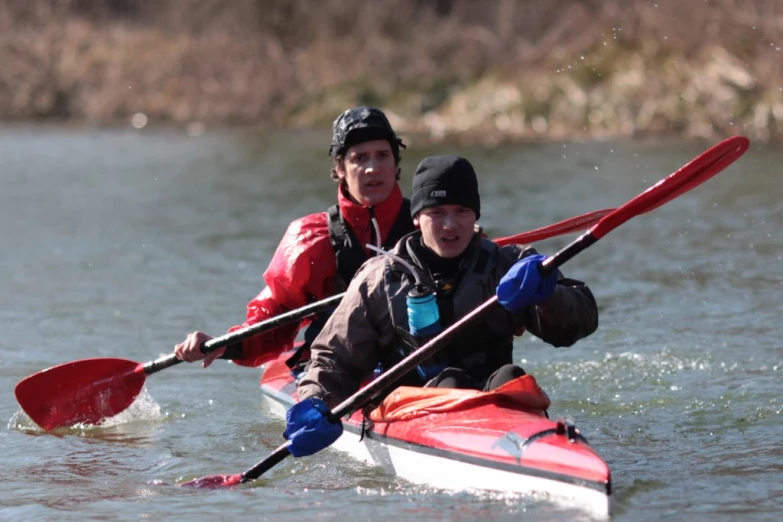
xmin=335 ymin=164 xmax=346 ymax=181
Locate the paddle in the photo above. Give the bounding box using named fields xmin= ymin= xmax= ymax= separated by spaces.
xmin=180 ymin=135 xmax=749 ymax=489
xmin=14 ymin=208 xmax=619 ymax=431
xmin=494 ymin=141 xmax=749 ymax=247
xmin=14 ymin=293 xmax=345 ymax=431
xmin=494 ymin=208 xmax=613 ymax=246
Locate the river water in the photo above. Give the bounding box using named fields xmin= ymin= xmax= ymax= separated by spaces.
xmin=1 ymin=124 xmax=780 ymax=521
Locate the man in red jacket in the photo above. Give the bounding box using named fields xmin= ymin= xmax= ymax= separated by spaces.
xmin=175 ymin=107 xmax=415 ymax=368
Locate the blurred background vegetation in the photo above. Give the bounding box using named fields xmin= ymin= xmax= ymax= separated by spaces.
xmin=2 ymin=0 xmax=782 ymax=143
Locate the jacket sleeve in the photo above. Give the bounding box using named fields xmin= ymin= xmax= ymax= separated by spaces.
xmin=297 ymin=257 xmax=392 ymax=408
xmin=504 ymin=246 xmax=599 ymax=348
xmin=525 ymin=278 xmax=599 ymax=347
xmin=223 ymin=213 xmax=337 ymax=368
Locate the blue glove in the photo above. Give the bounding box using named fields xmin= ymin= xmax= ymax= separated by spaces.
xmin=283 ymin=398 xmax=343 ymax=457
xmin=496 ymin=254 xmax=558 ymax=312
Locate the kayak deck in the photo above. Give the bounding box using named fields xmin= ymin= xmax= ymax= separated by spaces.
xmin=259 ymin=353 xmax=611 ymax=517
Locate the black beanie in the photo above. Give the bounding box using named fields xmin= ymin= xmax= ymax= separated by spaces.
xmin=410 ymin=155 xmax=481 ymax=219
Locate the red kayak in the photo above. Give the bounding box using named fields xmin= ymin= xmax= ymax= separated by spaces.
xmin=259 ymin=352 xmax=611 ymax=517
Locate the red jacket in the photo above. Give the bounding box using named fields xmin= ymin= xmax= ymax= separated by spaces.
xmin=227 ymin=183 xmax=409 ymax=367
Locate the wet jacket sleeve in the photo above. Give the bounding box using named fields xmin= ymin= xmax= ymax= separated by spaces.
xmin=222 ymin=214 xmax=337 ymax=368
xmin=503 ymin=246 xmax=599 ymax=347
xmin=297 ymin=257 xmax=393 ymax=408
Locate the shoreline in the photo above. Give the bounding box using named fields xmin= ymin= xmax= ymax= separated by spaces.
xmin=2 ymin=1 xmax=781 ymax=144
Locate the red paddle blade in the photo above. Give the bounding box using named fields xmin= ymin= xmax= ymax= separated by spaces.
xmin=640 ymin=137 xmax=750 ymax=216
xmin=179 ymin=473 xmax=243 ymax=489
xmin=494 ymin=208 xmax=615 ymax=246
xmin=591 ymin=136 xmax=749 ymax=239
xmin=14 ymin=358 xmax=146 ymax=431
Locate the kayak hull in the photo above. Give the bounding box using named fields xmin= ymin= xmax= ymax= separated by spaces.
xmin=260 ymin=354 xmax=611 ymax=517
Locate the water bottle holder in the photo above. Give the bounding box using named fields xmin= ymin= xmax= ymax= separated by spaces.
xmin=416 ymin=362 xmax=448 ymax=381
xmin=409 ymin=321 xmax=442 ymax=337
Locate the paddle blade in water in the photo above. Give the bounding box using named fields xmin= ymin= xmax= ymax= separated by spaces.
xmin=14 ymin=358 xmax=146 ymax=430
xmin=179 ymin=474 xmax=243 ymax=489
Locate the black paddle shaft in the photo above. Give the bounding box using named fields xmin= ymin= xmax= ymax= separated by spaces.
xmin=143 ymin=292 xmax=345 ymax=376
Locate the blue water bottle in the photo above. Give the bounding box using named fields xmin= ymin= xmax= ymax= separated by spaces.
xmin=407 ymin=285 xmax=442 ymax=336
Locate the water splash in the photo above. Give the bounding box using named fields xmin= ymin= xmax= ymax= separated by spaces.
xmin=99 ymin=387 xmax=165 ymax=427
xmin=7 ymin=409 xmax=38 ymax=432
xmin=7 ymin=386 xmax=165 ymax=434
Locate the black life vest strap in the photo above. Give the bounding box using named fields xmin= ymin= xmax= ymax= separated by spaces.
xmin=284 ymin=296 xmax=337 ymax=370
xmin=327 ymin=204 xmax=364 ymax=287
xmin=384 ymin=198 xmax=413 ymax=249
xmin=327 ymin=198 xmax=413 ymax=286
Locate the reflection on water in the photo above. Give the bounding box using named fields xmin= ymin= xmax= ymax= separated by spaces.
xmin=0 ymin=126 xmax=780 ymax=521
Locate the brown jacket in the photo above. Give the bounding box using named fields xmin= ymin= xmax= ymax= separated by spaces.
xmin=298 ymin=230 xmax=598 ymax=406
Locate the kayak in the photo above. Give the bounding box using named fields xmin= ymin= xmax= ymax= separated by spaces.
xmin=259 ymin=351 xmax=611 ymax=517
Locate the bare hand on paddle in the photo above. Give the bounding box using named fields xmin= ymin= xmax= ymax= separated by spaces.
xmin=175 ymin=331 xmax=224 ymax=367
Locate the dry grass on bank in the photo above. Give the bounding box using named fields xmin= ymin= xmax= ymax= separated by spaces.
xmin=1 ymin=0 xmax=782 ymax=141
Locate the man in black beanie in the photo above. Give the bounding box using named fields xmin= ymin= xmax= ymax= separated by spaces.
xmin=410 ymin=155 xmax=481 ymax=219
xmin=285 ymin=154 xmax=599 ymax=458
xmin=409 ymin=155 xmax=482 ymax=260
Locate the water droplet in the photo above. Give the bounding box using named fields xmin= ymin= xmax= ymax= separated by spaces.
xmin=131 ymin=112 xmax=148 ymax=129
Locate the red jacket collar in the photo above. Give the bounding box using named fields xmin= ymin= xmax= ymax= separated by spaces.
xmin=337 ymin=183 xmax=405 ymax=246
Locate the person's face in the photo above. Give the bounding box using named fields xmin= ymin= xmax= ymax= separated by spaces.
xmin=414 ymin=204 xmax=476 ymax=258
xmin=336 ymin=139 xmax=397 ymax=206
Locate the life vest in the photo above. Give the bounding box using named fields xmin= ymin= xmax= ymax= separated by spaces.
xmin=327 ymin=198 xmax=414 ymax=289
xmin=288 ymin=198 xmax=415 ymax=370
xmin=381 ymin=232 xmax=519 ymax=387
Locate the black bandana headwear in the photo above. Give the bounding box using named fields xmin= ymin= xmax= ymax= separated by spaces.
xmin=328 ymin=106 xmax=405 ymax=159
